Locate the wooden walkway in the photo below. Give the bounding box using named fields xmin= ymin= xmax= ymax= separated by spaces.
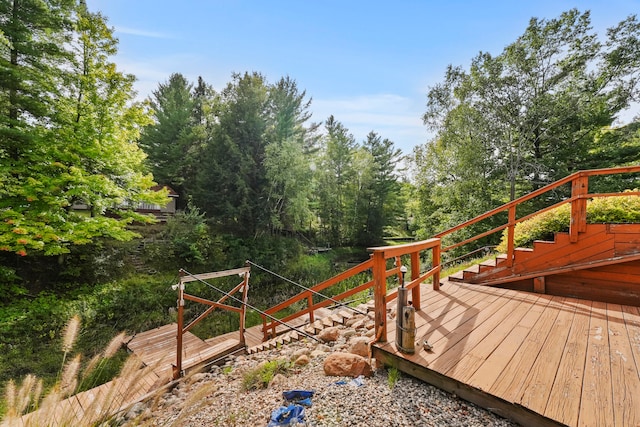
xmin=372 ymin=279 xmax=640 ymax=427
xmin=125 ymin=323 xmax=246 ymax=379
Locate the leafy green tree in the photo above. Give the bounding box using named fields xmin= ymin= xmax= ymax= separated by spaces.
xmin=0 ymin=1 xmax=164 ymax=256
xmin=415 ymin=9 xmax=640 ymax=244
xmin=422 ymin=9 xmax=640 ymax=201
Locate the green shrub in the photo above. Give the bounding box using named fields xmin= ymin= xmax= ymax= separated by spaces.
xmin=497 ymin=193 xmax=640 ymax=252
xmin=241 ymin=358 xmax=292 ymax=391
xmin=387 ymin=365 xmax=401 ymax=389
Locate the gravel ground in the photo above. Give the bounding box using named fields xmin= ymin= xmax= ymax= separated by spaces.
xmin=119 ymin=327 xmax=520 ymax=427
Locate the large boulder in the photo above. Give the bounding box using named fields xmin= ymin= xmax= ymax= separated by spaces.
xmin=323 ymin=352 xmax=373 ymax=377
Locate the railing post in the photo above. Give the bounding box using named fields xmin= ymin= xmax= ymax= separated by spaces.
xmin=373 ymin=251 xmax=387 ymax=343
xmin=307 ymin=292 xmax=314 ymax=323
xmin=174 ymin=276 xmax=185 ymax=380
xmin=410 ymin=251 xmax=421 ymax=309
xmin=570 ymin=175 xmax=588 ymax=242
xmin=432 ymin=242 xmax=441 ymax=291
xmin=262 ymin=315 xmax=269 ymax=341
xmin=507 ymin=205 xmax=516 ymax=267
xmin=239 ymin=270 xmax=249 ymax=346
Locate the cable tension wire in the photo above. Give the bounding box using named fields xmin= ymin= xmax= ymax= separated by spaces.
xmin=179 ymin=268 xmax=321 ymax=343
xmin=246 ymin=260 xmax=368 ymax=316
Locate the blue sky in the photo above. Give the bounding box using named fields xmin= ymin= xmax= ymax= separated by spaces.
xmin=85 ymin=0 xmax=640 ymax=154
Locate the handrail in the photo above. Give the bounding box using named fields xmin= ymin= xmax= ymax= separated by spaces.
xmin=259 ymin=165 xmax=640 ymax=346
xmin=434 ymin=165 xmax=640 ymax=264
xmin=260 ymin=258 xmax=375 ymax=340
xmin=174 ymin=266 xmax=251 ymax=379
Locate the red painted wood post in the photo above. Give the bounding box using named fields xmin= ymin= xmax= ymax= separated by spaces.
xmin=174 ymin=276 xmax=185 ymax=379
xmin=262 ymin=315 xmax=269 ymax=341
xmin=432 ymin=242 xmax=441 ymax=291
xmin=506 ymin=205 xmax=516 ymax=267
xmin=373 ymin=250 xmax=388 ymax=342
xmin=307 ymin=292 xmax=314 ymax=323
xmin=411 ymin=251 xmax=421 ymax=310
xmin=239 ymin=270 xmax=249 ymax=346
xmin=570 ymin=175 xmax=589 ymax=242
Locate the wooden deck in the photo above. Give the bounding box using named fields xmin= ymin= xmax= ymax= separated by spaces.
xmin=372 ymin=278 xmax=640 ymax=427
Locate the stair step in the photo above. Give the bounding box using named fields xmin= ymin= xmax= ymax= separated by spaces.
xmin=478 ymin=264 xmax=495 ymax=273
xmin=321 ymin=316 xmax=335 ymax=328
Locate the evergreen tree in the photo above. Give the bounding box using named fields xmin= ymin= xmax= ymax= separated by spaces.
xmin=357 ymin=132 xmax=403 ymax=245
xmin=263 ymin=76 xmax=313 ymax=233
xmin=194 ymin=72 xmax=268 ymax=237
xmin=139 ymin=73 xmax=196 ymax=199
xmin=314 ymin=116 xmax=356 ymax=246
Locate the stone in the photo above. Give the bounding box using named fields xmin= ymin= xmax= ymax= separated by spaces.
xmin=269 ymin=373 xmax=287 ymax=388
xmin=323 ymin=352 xmax=373 ymax=377
xmin=349 ymin=336 xmax=369 ymax=358
xmin=340 ymin=327 xmax=357 ymax=339
xmin=345 ymin=314 xmax=365 ymax=328
xmin=310 ymin=349 xmax=327 ymax=358
xmin=318 ymin=326 xmax=340 ymax=342
xmin=291 ymin=348 xmax=310 ymax=361
xmin=294 ymin=354 xmax=310 ymax=366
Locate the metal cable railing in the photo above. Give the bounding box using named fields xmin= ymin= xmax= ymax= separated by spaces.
xmin=246 ymin=260 xmax=368 ymax=316
xmin=179 ymin=268 xmax=321 ymax=342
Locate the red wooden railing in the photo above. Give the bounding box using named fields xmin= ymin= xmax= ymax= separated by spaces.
xmin=261 ymin=165 xmax=640 ymax=344
xmin=174 ymin=267 xmax=250 ymax=378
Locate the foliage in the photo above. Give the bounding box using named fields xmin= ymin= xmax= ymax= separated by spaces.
xmin=160 ymin=203 xmax=213 ymax=266
xmin=387 ymin=366 xmax=401 ymax=389
xmin=0 ymin=266 xmax=25 ymax=301
xmin=0 ymin=1 xmax=166 ymax=257
xmin=0 ymin=273 xmax=176 ymax=393
xmin=241 ymin=358 xmax=293 ymax=391
xmin=496 ymin=194 xmax=640 ymax=251
xmin=414 ymin=9 xmax=640 ymax=241
xmin=1 ymin=316 xmax=155 ymax=426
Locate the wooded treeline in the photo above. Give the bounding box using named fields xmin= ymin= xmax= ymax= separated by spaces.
xmin=2 ymin=3 xmax=640 ymax=293
xmin=140 ymin=72 xmax=405 ymax=247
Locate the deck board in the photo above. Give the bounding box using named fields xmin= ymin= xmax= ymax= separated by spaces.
xmin=608 ymin=303 xmax=640 ymax=427
xmin=544 ymin=299 xmax=591 ymax=425
xmin=372 ymin=279 xmax=640 ymax=427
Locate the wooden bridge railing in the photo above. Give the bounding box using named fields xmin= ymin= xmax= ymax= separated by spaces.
xmin=261 ymin=165 xmax=640 ymax=345
xmin=261 ymin=238 xmax=442 ymax=343
xmin=433 ymin=165 xmax=640 ymax=268
xmin=174 ymin=267 xmax=250 ymax=378
xmin=261 ymin=259 xmax=374 ymax=341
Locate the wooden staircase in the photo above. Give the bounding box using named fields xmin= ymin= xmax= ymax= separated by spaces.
xmin=450 ymin=223 xmax=640 ymax=306
xmin=247 ymin=302 xmax=374 ymax=354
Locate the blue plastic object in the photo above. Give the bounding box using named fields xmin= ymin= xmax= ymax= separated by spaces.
xmin=282 ymin=390 xmax=314 ymax=401
xmin=266 ymin=404 xmax=305 ymax=427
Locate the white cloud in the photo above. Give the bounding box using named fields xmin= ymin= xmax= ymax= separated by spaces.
xmin=312 ymin=94 xmax=429 ymax=153
xmin=114 ymin=26 xmax=175 ymax=39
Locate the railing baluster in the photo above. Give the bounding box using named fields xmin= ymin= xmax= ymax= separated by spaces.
xmin=507 ymin=205 xmax=516 ymax=267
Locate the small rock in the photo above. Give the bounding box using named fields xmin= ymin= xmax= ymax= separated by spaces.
xmin=269 ymin=373 xmax=287 ymax=388
xmin=340 ymin=327 xmax=357 ymax=339
xmin=318 ymin=326 xmax=340 ymax=342
xmin=345 ymin=315 xmax=365 ymax=328
xmin=294 ymin=354 xmax=310 ymax=366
